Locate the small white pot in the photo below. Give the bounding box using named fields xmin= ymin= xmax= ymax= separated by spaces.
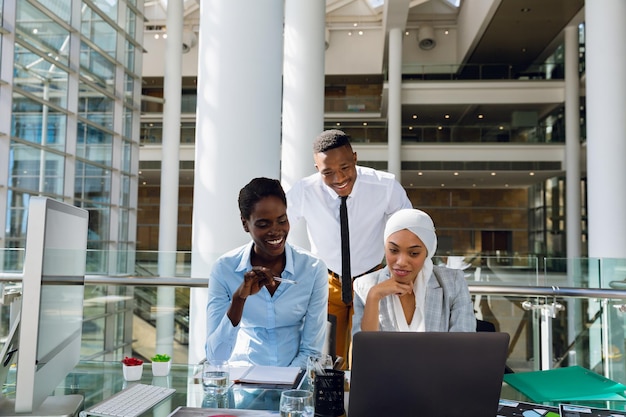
xmin=123 ymin=363 xmax=144 ymax=381
xmin=151 ymin=360 xmax=172 ymax=377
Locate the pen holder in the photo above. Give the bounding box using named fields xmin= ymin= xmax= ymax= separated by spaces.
xmin=313 ymin=369 xmax=345 ymax=417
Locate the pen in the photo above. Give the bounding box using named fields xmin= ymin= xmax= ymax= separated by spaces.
xmin=273 ymin=277 xmax=298 ymax=285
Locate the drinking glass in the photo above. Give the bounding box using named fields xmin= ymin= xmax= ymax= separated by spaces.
xmin=280 ymin=389 xmax=314 ymax=417
xmin=202 ymin=359 xmax=230 ymax=396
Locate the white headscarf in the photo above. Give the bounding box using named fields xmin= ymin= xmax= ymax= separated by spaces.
xmin=383 ymin=209 xmax=438 ymax=331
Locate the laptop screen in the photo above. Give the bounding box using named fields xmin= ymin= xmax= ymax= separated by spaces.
xmin=348 ymin=331 xmax=510 ymax=417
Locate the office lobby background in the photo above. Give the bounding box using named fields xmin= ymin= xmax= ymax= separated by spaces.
xmin=2 ymin=0 xmax=626 ymax=365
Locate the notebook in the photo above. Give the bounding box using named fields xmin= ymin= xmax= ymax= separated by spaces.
xmin=348 ymin=331 xmax=510 ymax=417
xmin=503 ymin=365 xmax=626 ymax=402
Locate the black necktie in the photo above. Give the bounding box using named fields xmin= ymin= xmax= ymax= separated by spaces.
xmin=340 ymin=196 xmax=352 ymax=304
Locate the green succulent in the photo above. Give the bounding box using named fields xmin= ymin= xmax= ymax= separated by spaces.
xmin=151 ymin=353 xmax=171 ymax=362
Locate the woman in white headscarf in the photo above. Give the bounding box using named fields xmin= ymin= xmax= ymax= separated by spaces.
xmin=352 ymin=208 xmax=475 ymax=334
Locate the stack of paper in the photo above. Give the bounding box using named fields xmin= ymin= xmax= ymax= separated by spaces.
xmin=503 ymin=366 xmax=626 ymax=402
xmin=233 ymin=365 xmax=301 ymax=385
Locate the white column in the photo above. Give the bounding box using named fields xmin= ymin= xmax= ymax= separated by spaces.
xmin=565 ymin=25 xmax=581 ymax=260
xmin=585 ymin=0 xmax=626 ymax=258
xmin=155 ymin=0 xmax=183 ymax=358
xmin=564 ymin=24 xmax=582 ymax=357
xmin=282 ymin=0 xmax=325 ymax=248
xmin=387 ymin=28 xmax=403 ymax=179
xmin=189 ymin=0 xmax=284 ymax=364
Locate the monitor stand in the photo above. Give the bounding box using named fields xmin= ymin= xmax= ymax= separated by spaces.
xmin=0 ymin=395 xmax=83 ymax=417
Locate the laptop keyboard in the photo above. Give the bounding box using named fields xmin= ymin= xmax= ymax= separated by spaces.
xmin=79 ymin=383 xmax=176 ymax=417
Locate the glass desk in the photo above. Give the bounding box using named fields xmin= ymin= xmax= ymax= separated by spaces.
xmin=4 ymin=362 xmax=626 ymax=415
xmin=60 ymin=362 xmax=289 ymax=413
xmin=2 ymin=361 xmax=290 ymax=416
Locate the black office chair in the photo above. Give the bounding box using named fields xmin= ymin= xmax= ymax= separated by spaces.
xmin=476 ymin=318 xmax=514 ymax=374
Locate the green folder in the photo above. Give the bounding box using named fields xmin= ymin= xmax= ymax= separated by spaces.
xmin=503 ymin=366 xmax=626 ymax=402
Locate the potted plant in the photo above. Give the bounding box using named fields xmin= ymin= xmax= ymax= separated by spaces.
xmin=122 ymin=356 xmax=144 ymax=381
xmin=151 ymin=353 xmax=172 ymax=376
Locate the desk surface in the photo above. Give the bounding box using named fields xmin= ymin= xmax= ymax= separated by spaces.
xmin=61 ymin=361 xmax=288 ymax=413
xmin=7 ymin=361 xmax=625 ymax=415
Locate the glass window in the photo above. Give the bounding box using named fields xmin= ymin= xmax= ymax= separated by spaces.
xmin=118 ymin=207 xmax=129 ymax=243
xmin=80 ymin=42 xmax=116 ymax=92
xmin=124 ymin=72 xmax=134 ymax=105
xmin=126 ymin=7 xmax=137 ymax=38
xmin=91 ymin=0 xmax=118 ymax=22
xmin=123 ymin=107 xmax=133 ymax=139
xmin=120 ymin=174 xmax=131 ymax=207
xmin=16 ymin=2 xmax=70 ymax=67
xmin=9 ymin=141 xmax=65 ymax=195
xmin=121 ymin=140 xmax=132 ymax=173
xmin=38 ymin=0 xmax=71 ymax=23
xmin=78 ymin=81 xmax=114 ymax=129
xmin=12 ymin=93 xmax=67 ymax=149
xmin=76 ymin=121 xmax=113 ymax=165
xmin=13 ymin=50 xmax=69 ymax=109
xmin=74 ymin=160 xmax=111 ymax=203
xmin=81 ymin=4 xmax=117 ymax=58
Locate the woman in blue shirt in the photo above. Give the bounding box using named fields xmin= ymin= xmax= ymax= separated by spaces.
xmin=206 ymin=178 xmax=328 ymax=369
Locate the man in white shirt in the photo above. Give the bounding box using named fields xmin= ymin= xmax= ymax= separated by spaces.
xmin=286 ymin=130 xmax=412 ymax=364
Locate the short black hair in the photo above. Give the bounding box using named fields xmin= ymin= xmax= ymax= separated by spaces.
xmin=238 ymin=177 xmax=286 ymax=220
xmin=313 ymin=129 xmax=352 ymax=153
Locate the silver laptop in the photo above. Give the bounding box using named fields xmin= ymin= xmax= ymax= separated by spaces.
xmin=348 ymin=331 xmax=510 ymax=417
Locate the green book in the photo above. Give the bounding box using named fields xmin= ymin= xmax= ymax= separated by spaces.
xmin=503 ymin=366 xmax=626 ymax=402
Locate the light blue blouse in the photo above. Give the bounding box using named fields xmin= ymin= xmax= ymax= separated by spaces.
xmin=205 ymin=241 xmax=328 ymax=369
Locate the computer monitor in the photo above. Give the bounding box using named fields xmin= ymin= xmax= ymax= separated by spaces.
xmin=0 ymin=197 xmax=88 ymax=416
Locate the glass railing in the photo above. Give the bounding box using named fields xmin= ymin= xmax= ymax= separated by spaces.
xmin=400 ymin=63 xmax=564 ymax=81
xmin=3 ymin=251 xmax=626 ymax=385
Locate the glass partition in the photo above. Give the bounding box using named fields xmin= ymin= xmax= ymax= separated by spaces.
xmin=4 ymin=251 xmax=626 ymax=387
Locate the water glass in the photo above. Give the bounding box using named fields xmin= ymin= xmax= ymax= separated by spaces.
xmin=202 ymin=359 xmax=230 ymax=396
xmin=280 ymin=389 xmax=314 ymax=417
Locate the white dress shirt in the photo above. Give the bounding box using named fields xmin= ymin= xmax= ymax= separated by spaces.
xmin=287 ymin=165 xmax=412 ymax=277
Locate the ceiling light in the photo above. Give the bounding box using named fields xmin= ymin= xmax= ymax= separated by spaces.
xmin=408 ymin=126 xmax=413 ymax=130
xmin=348 ymin=32 xmax=352 ymax=36
xmin=154 ymin=34 xmax=159 ymax=39
xmin=418 ymin=172 xmax=423 ymax=176
xmin=478 ymin=114 xmax=484 ymax=119
xmin=353 ymin=23 xmax=358 ymax=27
xmin=336 ymin=122 xmax=341 ymax=126
xmin=163 ymin=33 xmax=167 ymax=39
xmin=437 ymin=126 xmax=442 ymax=130
xmin=362 ymin=122 xmax=368 ymax=126
xmin=444 ymin=29 xmax=449 ymax=35
xmin=453 ymin=172 xmax=459 ymax=176
xmin=32 ymin=28 xmax=38 ymax=34
xmin=444 ymin=114 xmax=450 ymax=119
xmin=440 ymin=183 xmax=445 ymax=187
xmin=405 ymin=31 xmax=410 ymax=36
xmin=412 ymin=114 xmax=417 ymax=119
xmin=358 ymin=31 xmax=363 ymax=36
xmin=491 ymin=172 xmax=496 ymax=176
xmin=529 ymin=172 xmax=535 ymax=176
